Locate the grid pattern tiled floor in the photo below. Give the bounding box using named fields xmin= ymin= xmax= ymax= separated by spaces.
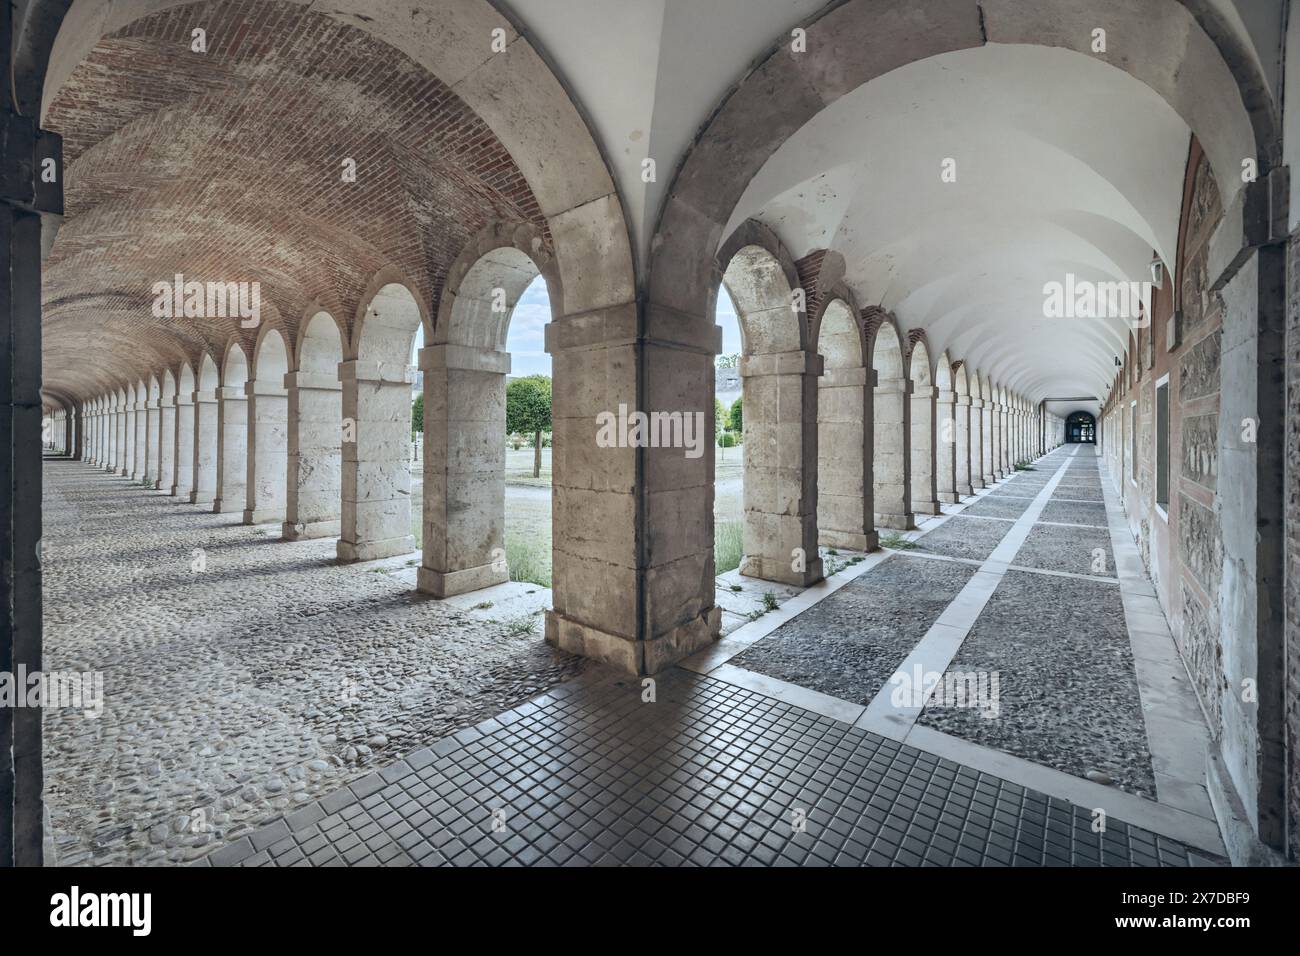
xmin=208 ymin=667 xmax=1218 ymax=867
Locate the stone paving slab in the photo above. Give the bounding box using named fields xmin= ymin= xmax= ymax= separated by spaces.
xmin=215 ymin=668 xmax=1217 ymax=867
xmin=729 ymin=554 xmax=977 ymax=705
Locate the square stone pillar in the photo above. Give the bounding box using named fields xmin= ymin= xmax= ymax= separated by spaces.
xmin=935 ymin=387 xmax=959 ymax=502
xmin=979 ymin=398 xmax=995 ymax=485
xmin=171 ymin=392 xmax=193 ymax=497
xmin=416 ymin=344 xmax=511 ymax=596
xmin=738 ymin=348 xmax=823 ymax=586
xmin=282 ymin=371 xmax=341 ymax=540
xmin=190 ymin=391 xmax=218 ymax=505
xmin=243 ymin=379 xmax=288 ymax=524
xmin=873 ymin=375 xmax=914 ymax=529
xmin=156 ymin=399 xmax=176 ymax=490
xmin=144 ymin=398 xmax=160 ymax=485
xmin=120 ymin=406 xmax=134 ymax=476
xmin=910 ymin=384 xmax=940 ymax=515
xmin=213 ymin=386 xmax=248 ymax=513
xmin=989 ymin=401 xmax=1003 ymax=480
xmin=336 ymin=359 xmax=416 ymax=562
xmin=954 ymin=395 xmax=974 ymax=496
xmin=816 ymin=366 xmax=878 ymax=552
xmin=130 ymin=400 xmax=147 ymax=481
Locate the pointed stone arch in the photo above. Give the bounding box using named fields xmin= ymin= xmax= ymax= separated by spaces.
xmin=908 ymin=333 xmax=939 ymax=516
xmin=246 ymin=327 xmax=291 ymax=525
xmin=868 ymin=312 xmax=912 ymax=530
xmin=284 ymin=311 xmax=345 ymax=541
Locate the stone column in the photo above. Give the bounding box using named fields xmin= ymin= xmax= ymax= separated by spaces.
xmin=954 ymin=394 xmax=973 ymax=496
xmin=120 ymin=403 xmax=134 ymax=476
xmin=156 ymin=397 xmax=175 ymax=490
xmin=213 ymin=385 xmax=248 ymax=513
xmin=910 ymin=384 xmax=940 ymax=515
xmin=417 ymin=344 xmax=511 ymax=596
xmin=190 ymin=390 xmax=218 ymax=505
xmin=144 ymin=396 xmax=160 ymax=486
xmin=989 ymin=399 xmax=1003 ymax=480
xmin=107 ymin=405 xmax=119 ymax=471
xmin=336 ymin=359 xmax=416 ymax=562
xmin=816 ymin=366 xmax=877 ymax=551
xmin=935 ymin=385 xmax=958 ymax=502
xmin=243 ymin=379 xmax=288 ymax=525
xmin=1001 ymin=403 xmax=1012 ymax=473
xmin=874 ymin=375 xmax=914 ymax=529
xmin=979 ymin=396 xmax=995 ymax=486
xmin=171 ymin=391 xmax=194 ymax=497
xmin=282 ymin=371 xmax=342 ymax=540
xmin=738 ymin=349 xmax=823 ymax=586
xmin=131 ymin=399 xmax=147 ymax=480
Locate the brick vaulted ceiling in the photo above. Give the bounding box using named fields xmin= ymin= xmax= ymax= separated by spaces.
xmin=41 ymin=0 xmax=547 ymax=401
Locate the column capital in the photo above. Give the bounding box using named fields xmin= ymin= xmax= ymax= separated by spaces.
xmin=216 ymin=385 xmax=247 ymax=400
xmin=419 ymin=344 xmax=510 ymax=375
xmin=740 ymin=349 xmax=823 ymax=378
xmin=283 ymin=371 xmax=343 ymax=391
xmin=337 ymin=359 xmax=415 ymax=385
xmin=245 ymin=380 xmax=288 ymax=398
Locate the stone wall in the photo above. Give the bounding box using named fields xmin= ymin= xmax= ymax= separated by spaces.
xmin=1286 ymin=233 xmax=1300 ymax=861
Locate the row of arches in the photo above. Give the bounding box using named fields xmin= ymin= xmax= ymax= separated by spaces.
xmin=720 ymin=237 xmax=1061 ymax=588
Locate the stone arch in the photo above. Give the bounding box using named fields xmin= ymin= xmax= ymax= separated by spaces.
xmin=716 ymin=222 xmax=821 ymax=586
xmin=419 ymin=224 xmax=557 ymax=597
xmin=951 ymin=360 xmax=975 ymax=497
xmin=127 ymin=379 xmax=147 ymax=481
xmin=337 ymin=278 xmax=427 ymax=562
xmin=245 ymin=327 xmax=291 ymax=525
xmin=214 ymin=342 xmax=250 ymax=514
xmin=172 ymin=362 xmax=196 ymax=497
xmin=284 ymin=312 xmax=345 ymax=541
xmin=908 ymin=335 xmax=939 ymax=516
xmin=191 ymin=353 xmax=221 ymax=506
xmin=977 ymin=371 xmax=997 ymax=486
xmin=815 ymin=294 xmax=875 ymax=552
xmin=154 ymin=369 xmax=177 ymax=492
xmin=141 ymin=373 xmax=162 ymax=485
xmin=869 ymin=314 xmax=912 ymax=530
xmin=934 ymin=351 xmax=959 ymax=503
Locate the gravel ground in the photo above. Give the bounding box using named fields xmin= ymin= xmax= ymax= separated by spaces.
xmin=41 ymin=461 xmax=589 ymax=866
xmin=730 ymin=554 xmax=977 ymax=704
xmin=1039 ymin=499 xmax=1109 ymax=527
xmin=913 ymin=514 xmax=1012 ymax=562
xmin=917 ymin=570 xmax=1155 ymax=798
xmin=958 ymin=494 xmax=1032 ymax=520
xmin=1011 ymin=524 xmax=1116 ymax=578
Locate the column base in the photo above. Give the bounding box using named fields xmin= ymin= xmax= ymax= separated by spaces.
xmin=875 ymin=512 xmax=917 ymax=531
xmin=282 ymin=519 xmax=340 ymax=541
xmin=737 ymin=554 xmax=824 ymax=587
xmin=417 ymin=562 xmax=509 ymax=598
xmin=242 ymin=508 xmax=284 ymax=525
xmin=913 ymin=499 xmax=942 ymax=515
xmin=190 ymin=491 xmax=214 ymax=506
xmin=818 ymin=529 xmax=879 ymax=552
xmin=938 ymin=492 xmax=960 ymax=503
xmin=212 ymin=497 xmax=244 ymax=514
xmin=982 ymin=473 xmax=997 ymax=486
xmin=545 ymin=606 xmax=721 ymax=675
xmin=956 ymin=483 xmax=974 ymax=496
xmin=336 ymin=535 xmax=416 ymax=563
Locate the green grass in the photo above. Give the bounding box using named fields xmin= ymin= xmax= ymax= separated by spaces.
xmin=506 ymin=534 xmax=551 ymax=588
xmin=714 ymin=519 xmax=744 ymax=574
xmin=878 ymin=532 xmax=917 ymax=550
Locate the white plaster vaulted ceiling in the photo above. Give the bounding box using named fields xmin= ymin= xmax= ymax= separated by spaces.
xmin=723 ymin=43 xmax=1192 ymax=404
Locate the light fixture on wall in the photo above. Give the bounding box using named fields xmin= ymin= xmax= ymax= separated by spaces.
xmin=1149 ymin=256 xmax=1164 ymax=289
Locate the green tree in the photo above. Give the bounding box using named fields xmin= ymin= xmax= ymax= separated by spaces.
xmin=410 ymin=392 xmax=424 ymax=435
xmin=729 ymin=395 xmax=743 ymax=436
xmin=714 ymin=397 xmax=727 ymax=437
xmin=506 ymin=375 xmax=552 ymax=478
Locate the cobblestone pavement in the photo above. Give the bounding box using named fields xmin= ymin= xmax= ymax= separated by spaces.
xmin=41 ymin=462 xmax=589 ymax=865
xmin=217 ymin=668 xmax=1218 ymax=867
